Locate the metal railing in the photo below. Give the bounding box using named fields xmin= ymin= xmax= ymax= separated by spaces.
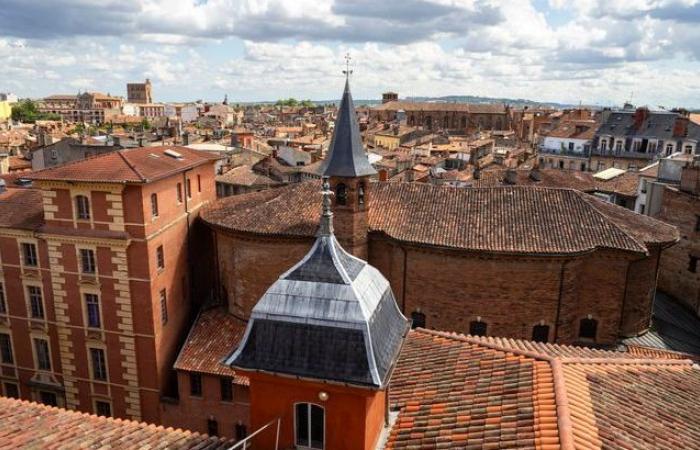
xmin=227 ymin=417 xmax=281 ymax=450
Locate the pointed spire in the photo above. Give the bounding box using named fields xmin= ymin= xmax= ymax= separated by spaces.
xmin=321 ymin=57 xmax=377 ymax=178
xmin=318 ymin=177 xmax=334 ymax=236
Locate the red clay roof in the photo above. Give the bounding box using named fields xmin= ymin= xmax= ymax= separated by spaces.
xmin=386 ymin=329 xmax=700 ymax=449
xmin=0 ymin=396 xmax=232 ymax=449
xmin=202 ymin=181 xmax=677 ymax=255
xmin=26 ymin=145 xmax=219 ymax=184
xmin=174 ymin=307 xmax=249 ymax=385
xmin=0 ymin=188 xmax=43 ymax=230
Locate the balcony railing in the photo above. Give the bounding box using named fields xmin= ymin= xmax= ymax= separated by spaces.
xmin=227 ymin=417 xmax=281 ymax=450
xmin=538 ymin=146 xmax=588 ymax=157
xmin=590 ymin=147 xmax=659 ymax=159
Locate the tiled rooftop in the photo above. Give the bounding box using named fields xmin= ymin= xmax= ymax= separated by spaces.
xmin=173 ymin=307 xmax=249 ymax=385
xmin=0 ymin=188 xmax=43 ymax=230
xmin=0 ymin=396 xmax=233 ymax=449
xmin=202 ymin=181 xmax=677 ymax=255
xmin=26 ymin=145 xmax=219 ymax=183
xmin=386 ymin=329 xmax=700 ymax=449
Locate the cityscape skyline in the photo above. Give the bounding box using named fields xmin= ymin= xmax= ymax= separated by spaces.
xmin=2 ymin=0 xmax=700 ymax=107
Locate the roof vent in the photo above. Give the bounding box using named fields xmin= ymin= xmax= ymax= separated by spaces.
xmin=529 ymin=168 xmax=542 ymax=181
xmin=164 ymin=149 xmax=183 ymax=160
xmin=148 ymin=153 xmax=161 ymax=158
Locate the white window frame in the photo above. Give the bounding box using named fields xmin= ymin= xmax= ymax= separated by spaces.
xmin=88 ymin=346 xmax=109 ymax=382
xmin=294 ymin=402 xmax=325 ymax=450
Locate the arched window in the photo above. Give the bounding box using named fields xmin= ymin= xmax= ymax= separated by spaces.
xmin=295 ymin=403 xmax=324 ymax=449
xmin=469 ymin=320 xmax=487 ymax=337
xmin=358 ymin=183 xmax=365 ymax=206
xmin=579 ymin=317 xmax=598 ymax=340
xmin=75 ymin=195 xmax=90 ymax=220
xmin=411 ymin=310 xmax=425 ymax=329
xmin=335 ymin=183 xmax=347 ymax=206
xmin=532 ymin=324 xmax=550 ymax=343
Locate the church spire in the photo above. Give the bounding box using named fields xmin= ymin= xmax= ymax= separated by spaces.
xmin=321 ymin=56 xmax=376 ymax=178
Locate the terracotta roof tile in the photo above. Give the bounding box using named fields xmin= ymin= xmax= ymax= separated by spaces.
xmin=26 ymin=146 xmax=219 ymax=183
xmin=174 ymin=307 xmax=249 ymax=385
xmin=202 ymin=181 xmax=677 ymax=255
xmin=0 ymin=188 xmax=43 ymax=230
xmin=0 ymin=396 xmax=233 ymax=449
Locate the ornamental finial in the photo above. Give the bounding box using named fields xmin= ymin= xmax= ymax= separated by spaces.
xmin=319 ymin=177 xmax=334 ymax=236
xmin=343 ymin=53 xmax=353 ymax=80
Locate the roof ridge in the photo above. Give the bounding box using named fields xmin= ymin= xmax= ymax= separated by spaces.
xmin=559 ymin=357 xmax=694 ymax=366
xmin=117 ymin=149 xmax=147 ymax=182
xmin=25 ymin=142 xmax=119 ymax=177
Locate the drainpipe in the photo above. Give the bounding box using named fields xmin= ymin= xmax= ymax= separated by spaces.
xmin=183 ymin=169 xmax=192 ymax=304
xmin=401 ymin=245 xmax=408 ymax=313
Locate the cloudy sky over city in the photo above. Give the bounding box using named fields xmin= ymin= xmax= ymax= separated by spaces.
xmin=2 ymin=0 xmax=700 ymax=106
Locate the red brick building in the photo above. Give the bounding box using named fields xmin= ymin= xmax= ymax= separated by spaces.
xmin=0 ymin=146 xmax=218 ymax=422
xmin=202 ymin=81 xmax=678 ymax=347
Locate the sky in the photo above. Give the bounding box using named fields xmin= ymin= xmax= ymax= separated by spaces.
xmin=1 ymin=0 xmax=700 ymax=107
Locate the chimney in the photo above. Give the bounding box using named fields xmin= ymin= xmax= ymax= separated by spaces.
xmin=633 ymin=107 xmax=649 ymax=131
xmin=673 ymin=115 xmax=690 ymax=138
xmin=137 ymin=136 xmax=145 ymax=147
xmin=182 ymin=131 xmax=189 ymax=146
xmin=680 ymin=159 xmax=700 ymax=195
xmin=473 ymin=166 xmax=481 ymax=180
xmin=504 ymin=168 xmax=518 ymax=185
xmin=0 ymin=179 xmax=6 ymax=194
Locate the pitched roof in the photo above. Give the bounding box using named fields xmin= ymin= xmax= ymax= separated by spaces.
xmin=374 ymin=100 xmax=507 ymax=114
xmin=0 ymin=188 xmax=44 ymax=230
xmin=320 ymin=80 xmax=377 ymax=178
xmin=215 ymin=165 xmax=281 ymax=188
xmin=596 ymin=110 xmax=700 ymax=140
xmin=174 ymin=307 xmax=249 ymax=384
xmin=26 ymin=146 xmax=219 ymax=184
xmin=386 ymin=329 xmax=700 ymax=449
xmin=202 ymin=181 xmax=678 ymax=256
xmin=0 ymin=397 xmax=233 ymax=449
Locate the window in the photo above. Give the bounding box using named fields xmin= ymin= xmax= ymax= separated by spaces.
xmin=689 ymin=256 xmax=698 ymax=273
xmin=410 ymin=310 xmax=425 ymax=329
xmin=295 ymin=403 xmax=324 ymax=449
xmin=235 ymin=422 xmax=248 ymax=440
xmin=80 ymin=248 xmax=96 ymax=274
xmin=156 ymin=245 xmax=165 ymax=270
xmin=0 ymin=282 xmax=6 ymax=315
xmin=615 ymin=141 xmax=622 ymax=152
xmin=197 ymin=174 xmax=202 ymax=192
xmin=0 ymin=333 xmax=13 ymax=364
xmin=469 ymin=320 xmax=487 ymax=337
xmin=685 ymin=145 xmax=693 ymax=154
xmin=75 ymin=195 xmax=90 ymax=220
xmin=558 ymin=160 xmax=564 ymax=169
xmin=568 ymin=142 xmax=574 ymax=151
xmin=220 ymin=377 xmax=233 ymax=402
xmin=160 ymin=289 xmax=168 ymax=325
xmin=186 ymin=178 xmax=192 ymax=198
xmin=190 ymin=373 xmax=202 ymax=396
xmin=532 ymin=325 xmax=550 ymax=343
xmin=22 ymin=242 xmax=38 ymax=267
xmin=335 ymin=183 xmax=347 ymax=206
xmin=85 ymin=294 xmax=101 ymax=328
xmin=40 ymin=391 xmax=57 ymax=406
xmin=90 ymin=348 xmax=107 ymax=381
xmin=176 ymin=183 xmax=183 ymax=203
xmin=695 ymin=216 xmax=700 ymax=232
xmin=51 ymin=149 xmax=58 ymax=159
xmin=578 ymin=318 xmax=598 ymax=340
xmin=95 ymin=401 xmax=112 ymax=417
xmin=641 ymin=180 xmax=647 ymax=194
xmin=600 ymin=140 xmax=607 ymax=151
xmin=34 ymin=338 xmax=51 ymax=371
xmin=207 ymin=418 xmax=219 ymax=436
xmin=28 ymin=286 xmax=44 ymax=319
xmin=151 ymin=193 xmax=159 ymax=217
xmin=666 ymin=143 xmax=674 ymax=155
xmin=358 ymin=183 xmax=365 ymax=206
xmin=3 ymin=382 xmax=19 ymax=398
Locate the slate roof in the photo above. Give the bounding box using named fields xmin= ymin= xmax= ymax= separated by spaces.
xmin=596 ymin=110 xmax=700 ymax=140
xmin=229 ymin=230 xmax=409 ymax=387
xmin=202 ymin=181 xmax=678 ymax=256
xmin=26 ymin=145 xmax=219 ymax=183
xmin=320 ymin=79 xmax=377 ymax=178
xmin=386 ymin=329 xmax=700 ymax=449
xmin=174 ymin=307 xmax=249 ymax=385
xmin=0 ymin=397 xmax=233 ymax=449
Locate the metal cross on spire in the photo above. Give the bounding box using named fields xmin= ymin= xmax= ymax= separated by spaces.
xmin=343 ymin=52 xmax=353 ymax=80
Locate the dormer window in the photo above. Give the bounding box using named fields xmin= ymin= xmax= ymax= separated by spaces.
xmin=335 ymin=183 xmax=347 ymax=206
xmin=295 ymin=403 xmax=324 ymax=449
xmin=75 ymin=195 xmax=90 ymax=220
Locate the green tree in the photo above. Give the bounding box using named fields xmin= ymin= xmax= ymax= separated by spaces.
xmin=11 ymin=100 xmax=61 ymax=123
xmin=141 ymin=117 xmax=151 ymax=131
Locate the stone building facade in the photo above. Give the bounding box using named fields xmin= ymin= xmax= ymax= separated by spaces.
xmin=0 ymin=146 xmax=217 ymax=423
xmin=127 ymin=79 xmax=153 ymax=104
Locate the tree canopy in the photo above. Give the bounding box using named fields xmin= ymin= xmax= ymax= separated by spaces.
xmin=275 ymin=98 xmax=315 ymax=108
xmin=11 ymin=100 xmax=61 ymax=123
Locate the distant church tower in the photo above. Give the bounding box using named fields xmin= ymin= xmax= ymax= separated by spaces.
xmin=321 ymin=69 xmax=377 ymax=259
xmin=228 ymin=178 xmax=409 ymax=450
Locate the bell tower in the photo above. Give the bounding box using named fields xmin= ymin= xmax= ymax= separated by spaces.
xmin=321 ymin=55 xmax=377 ymax=259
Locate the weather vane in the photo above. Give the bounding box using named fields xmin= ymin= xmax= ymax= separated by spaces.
xmin=343 ymin=52 xmax=353 ymax=79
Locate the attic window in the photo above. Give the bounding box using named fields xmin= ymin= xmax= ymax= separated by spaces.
xmin=164 ymin=149 xmax=183 ymax=160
